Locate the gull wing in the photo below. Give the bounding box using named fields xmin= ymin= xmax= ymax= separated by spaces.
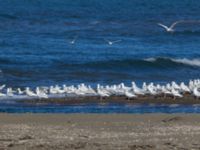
xmin=69 ymin=35 xmax=78 ymax=43
xmin=73 ymin=35 xmax=78 ymax=41
xmin=112 ymin=40 xmax=122 ymax=43
xmin=104 ymin=39 xmax=110 ymax=43
xmin=170 ymin=20 xmax=200 ymax=29
xmin=0 ymin=84 xmax=5 ymax=90
xmin=170 ymin=21 xmax=184 ymax=29
xmin=74 ymin=35 xmax=78 ymax=39
xmin=157 ymin=23 xmax=169 ymax=30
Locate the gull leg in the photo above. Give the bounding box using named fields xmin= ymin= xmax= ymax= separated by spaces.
xmin=100 ymin=96 xmax=102 ymax=101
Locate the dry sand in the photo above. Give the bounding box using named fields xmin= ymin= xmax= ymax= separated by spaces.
xmin=0 ymin=114 xmax=200 ymax=150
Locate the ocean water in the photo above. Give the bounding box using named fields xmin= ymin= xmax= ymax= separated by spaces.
xmin=1 ymin=102 xmax=200 ymax=113
xmin=0 ymin=0 xmax=200 ymax=88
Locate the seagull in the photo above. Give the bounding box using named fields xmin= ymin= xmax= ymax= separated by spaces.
xmin=0 ymin=92 xmax=5 ymax=97
xmin=125 ymin=90 xmax=137 ymax=100
xmin=97 ymin=86 xmax=110 ymax=100
xmin=17 ymin=88 xmax=24 ymax=95
xmin=36 ymin=87 xmax=48 ymax=99
xmin=104 ymin=39 xmax=121 ymax=45
xmin=49 ymin=86 xmax=58 ymax=94
xmin=172 ymin=81 xmax=181 ymax=90
xmin=132 ymin=84 xmax=145 ymax=95
xmin=171 ymin=88 xmax=183 ymax=100
xmin=180 ymin=82 xmax=190 ymax=93
xmin=0 ymin=84 xmax=6 ymax=91
xmin=69 ymin=36 xmax=78 ymax=44
xmin=6 ymin=88 xmax=14 ymax=97
xmin=193 ymin=87 xmax=200 ymax=99
xmin=158 ymin=20 xmax=200 ymax=32
xmin=147 ymin=85 xmax=157 ymax=96
xmin=161 ymin=86 xmax=172 ymax=98
xmin=25 ymin=87 xmax=37 ymax=97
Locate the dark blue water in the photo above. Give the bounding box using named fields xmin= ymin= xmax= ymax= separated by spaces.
xmin=1 ymin=103 xmax=200 ymax=113
xmin=0 ymin=0 xmax=200 ymax=88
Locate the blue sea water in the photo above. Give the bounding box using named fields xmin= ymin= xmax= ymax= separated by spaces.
xmin=0 ymin=0 xmax=200 ymax=88
xmin=1 ymin=102 xmax=200 ymax=113
xmin=0 ymin=0 xmax=200 ymax=113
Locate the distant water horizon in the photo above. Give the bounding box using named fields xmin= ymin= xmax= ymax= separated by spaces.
xmin=0 ymin=0 xmax=200 ymax=89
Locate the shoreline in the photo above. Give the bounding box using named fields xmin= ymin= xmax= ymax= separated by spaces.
xmin=0 ymin=113 xmax=200 ymax=150
xmin=18 ymin=94 xmax=200 ymax=105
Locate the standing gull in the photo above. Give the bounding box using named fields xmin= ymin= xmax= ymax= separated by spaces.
xmin=125 ymin=90 xmax=137 ymax=100
xmin=193 ymin=87 xmax=200 ymax=99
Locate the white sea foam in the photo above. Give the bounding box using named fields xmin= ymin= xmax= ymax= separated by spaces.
xmin=144 ymin=57 xmax=157 ymax=62
xmin=172 ymin=58 xmax=200 ymax=67
xmin=145 ymin=57 xmax=200 ymax=67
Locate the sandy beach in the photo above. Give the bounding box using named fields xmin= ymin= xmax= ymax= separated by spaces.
xmin=0 ymin=114 xmax=200 ymax=150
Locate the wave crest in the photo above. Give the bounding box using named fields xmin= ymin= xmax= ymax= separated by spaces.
xmin=56 ymin=57 xmax=200 ymax=70
xmin=145 ymin=57 xmax=200 ymax=67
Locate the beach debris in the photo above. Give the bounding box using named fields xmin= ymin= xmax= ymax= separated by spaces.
xmin=162 ymin=116 xmax=182 ymax=123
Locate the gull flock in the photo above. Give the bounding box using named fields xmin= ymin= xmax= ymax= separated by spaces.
xmin=68 ymin=20 xmax=200 ymax=45
xmin=0 ymin=79 xmax=200 ymax=100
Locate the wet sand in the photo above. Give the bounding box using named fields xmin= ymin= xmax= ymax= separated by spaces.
xmin=19 ymin=94 xmax=200 ymax=105
xmin=0 ymin=114 xmax=200 ymax=150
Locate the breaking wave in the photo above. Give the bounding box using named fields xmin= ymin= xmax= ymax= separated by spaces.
xmin=145 ymin=57 xmax=200 ymax=67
